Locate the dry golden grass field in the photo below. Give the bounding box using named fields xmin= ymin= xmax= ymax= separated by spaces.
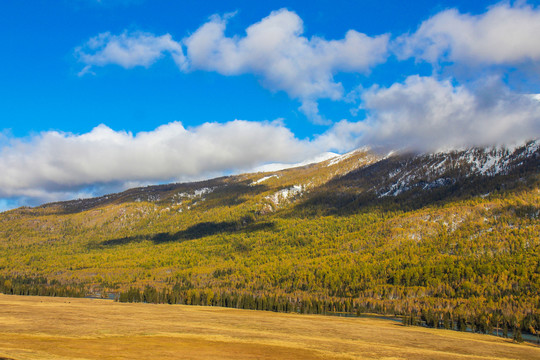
xmin=0 ymin=294 xmax=539 ymax=360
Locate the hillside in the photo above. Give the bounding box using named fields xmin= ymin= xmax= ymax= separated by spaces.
xmin=0 ymin=141 xmax=539 ymax=339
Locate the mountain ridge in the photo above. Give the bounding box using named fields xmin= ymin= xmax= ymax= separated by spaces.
xmin=20 ymin=139 xmax=538 ymax=215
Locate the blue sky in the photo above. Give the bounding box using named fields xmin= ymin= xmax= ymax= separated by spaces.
xmin=1 ymin=0 xmax=540 ymax=210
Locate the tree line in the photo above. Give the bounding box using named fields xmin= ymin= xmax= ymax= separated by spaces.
xmin=116 ymin=284 xmax=540 ymax=343
xmin=0 ymin=275 xmax=85 ymax=298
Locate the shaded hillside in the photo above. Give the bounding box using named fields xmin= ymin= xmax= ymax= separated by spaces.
xmin=295 ymin=140 xmax=540 ymax=215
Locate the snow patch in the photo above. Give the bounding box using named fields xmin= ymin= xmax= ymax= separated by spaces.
xmin=377 ymin=140 xmax=539 ymax=198
xmin=175 ymin=187 xmax=215 ymax=200
xmin=383 ymin=150 xmax=396 ymax=160
xmin=194 ymin=187 xmax=214 ymax=197
xmin=266 ymin=185 xmax=304 ymax=205
xmin=253 ymin=152 xmax=339 ymax=173
xmin=327 ymin=151 xmax=355 ymax=167
xmin=326 ymin=147 xmax=371 ymax=166
xmin=252 ymin=175 xmax=279 ymax=185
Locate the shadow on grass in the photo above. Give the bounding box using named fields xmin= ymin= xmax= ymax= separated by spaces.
xmin=98 ymin=219 xmax=275 ymax=247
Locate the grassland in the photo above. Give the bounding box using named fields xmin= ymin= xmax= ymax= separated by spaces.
xmin=0 ymin=294 xmax=538 ymax=360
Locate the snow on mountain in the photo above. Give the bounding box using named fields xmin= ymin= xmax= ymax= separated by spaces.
xmin=376 ymin=140 xmax=539 ymax=197
xmin=252 ymin=152 xmax=339 ymax=173
xmin=324 ymin=147 xmax=371 ymax=166
xmin=265 ymin=185 xmax=304 ymax=206
xmin=252 ymin=175 xmax=279 ymax=185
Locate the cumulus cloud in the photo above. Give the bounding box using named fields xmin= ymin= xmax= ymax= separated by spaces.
xmin=3 ymin=80 xmax=539 ymax=209
xmin=75 ymin=31 xmax=186 ymax=73
xmin=183 ymin=9 xmax=389 ymax=123
xmin=356 ymin=75 xmax=540 ymax=151
xmin=0 ymin=120 xmax=337 ymax=206
xmin=76 ymin=9 xmax=389 ymax=122
xmin=395 ymin=3 xmax=540 ymax=66
xmin=0 ymin=116 xmax=382 ymax=208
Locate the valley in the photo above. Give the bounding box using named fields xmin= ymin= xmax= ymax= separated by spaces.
xmin=0 ymin=142 xmax=539 ymax=341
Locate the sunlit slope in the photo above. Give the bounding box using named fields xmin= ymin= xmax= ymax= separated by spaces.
xmin=0 ymin=148 xmax=379 ymax=283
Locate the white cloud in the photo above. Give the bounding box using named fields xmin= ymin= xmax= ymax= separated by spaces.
xmin=0 ymin=120 xmax=340 ymax=206
xmin=183 ymin=9 xmax=389 ymax=122
xmin=311 ymin=119 xmax=366 ymax=153
xmin=77 ymin=65 xmax=95 ymax=77
xmin=355 ymin=75 xmax=540 ymax=151
xmin=3 ymin=77 xmax=539 ymax=209
xmin=75 ymin=31 xmax=186 ymax=73
xmin=76 ymin=10 xmax=389 ymax=122
xmin=395 ymin=3 xmax=540 ymax=66
xmin=0 ymin=116 xmax=385 ymax=208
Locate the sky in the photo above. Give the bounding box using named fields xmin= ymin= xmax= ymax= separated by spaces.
xmin=1 ymin=0 xmax=540 ymax=210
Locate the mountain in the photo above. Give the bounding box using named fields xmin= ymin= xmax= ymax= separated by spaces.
xmin=1 ymin=140 xmax=539 ymax=337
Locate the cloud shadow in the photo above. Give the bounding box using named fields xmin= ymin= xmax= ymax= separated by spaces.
xmin=98 ymin=219 xmax=275 ymax=247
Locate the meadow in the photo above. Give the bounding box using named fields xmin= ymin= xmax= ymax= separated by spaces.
xmin=0 ymin=294 xmax=538 ymax=360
